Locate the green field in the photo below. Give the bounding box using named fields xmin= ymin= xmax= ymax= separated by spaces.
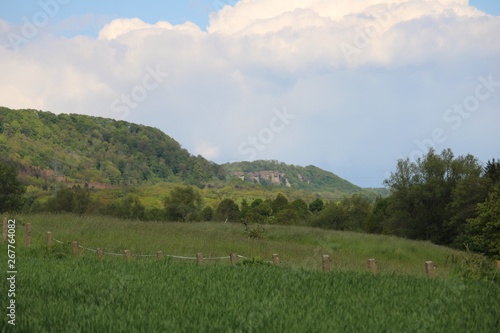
xmin=1 ymin=214 xmax=499 ymax=332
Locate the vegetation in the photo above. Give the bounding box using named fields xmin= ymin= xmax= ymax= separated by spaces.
xmin=6 ymin=214 xmax=475 ymax=277
xmin=0 ymin=161 xmax=25 ymax=213
xmin=1 ymin=107 xmax=498 ymax=260
xmin=3 ymin=255 xmax=498 ymax=333
xmin=1 ymin=214 xmax=499 ymax=332
xmin=0 ymin=107 xmax=220 ymax=188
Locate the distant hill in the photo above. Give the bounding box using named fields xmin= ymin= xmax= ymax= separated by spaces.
xmin=0 ymin=107 xmax=221 ymax=188
xmin=223 ymin=160 xmax=361 ymax=195
xmin=0 ymin=107 xmax=387 ymax=198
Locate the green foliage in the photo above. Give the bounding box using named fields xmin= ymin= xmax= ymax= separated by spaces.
xmin=103 ymin=194 xmax=146 ymax=220
xmin=245 ymin=224 xmax=266 ymax=239
xmin=0 ymin=161 xmax=26 ymax=212
xmin=309 ymin=198 xmax=324 ymax=213
xmin=383 ymin=149 xmax=486 ymax=245
xmin=164 ymin=186 xmax=202 ymax=221
xmin=222 ymin=160 xmax=374 ymax=199
xmin=463 ymin=188 xmax=500 ymax=259
xmin=0 ymin=107 xmax=220 ymax=188
xmin=201 ymin=206 xmax=214 ymax=221
xmin=215 ymin=198 xmax=240 ymax=221
xmin=451 ymin=249 xmax=499 ymax=282
xmin=45 ymin=186 xmax=92 ymax=214
xmin=312 ymin=194 xmax=371 ymax=231
xmin=271 ymin=193 xmax=289 ymax=214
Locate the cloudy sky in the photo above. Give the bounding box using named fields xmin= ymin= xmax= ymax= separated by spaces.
xmin=1 ymin=0 xmax=499 ymax=188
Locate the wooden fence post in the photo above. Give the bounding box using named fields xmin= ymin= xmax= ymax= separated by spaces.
xmin=2 ymin=217 xmax=6 ymax=244
xmin=157 ymin=251 xmax=164 ymax=259
xmin=97 ymin=248 xmax=103 ymax=259
xmin=197 ymin=253 xmax=204 ymax=265
xmin=230 ymin=253 xmax=238 ymax=265
xmin=272 ymin=253 xmax=280 ymax=265
xmin=47 ymin=231 xmax=52 ymax=249
xmin=72 ymin=241 xmax=78 ymax=256
xmin=322 ymin=255 xmax=330 ymax=272
xmin=425 ymin=261 xmax=435 ymax=278
xmin=368 ymin=259 xmax=377 ymax=274
xmin=124 ymin=250 xmax=131 ymax=260
xmin=26 ymin=223 xmax=31 ymax=247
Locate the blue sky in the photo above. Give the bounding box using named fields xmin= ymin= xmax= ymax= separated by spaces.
xmin=1 ymin=0 xmax=498 ymax=35
xmin=0 ymin=1 xmax=499 ymax=188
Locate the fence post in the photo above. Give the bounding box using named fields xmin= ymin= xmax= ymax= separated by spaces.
xmin=230 ymin=253 xmax=238 ymax=265
xmin=97 ymin=248 xmax=103 ymax=259
xmin=322 ymin=255 xmax=330 ymax=272
xmin=26 ymin=223 xmax=31 ymax=247
xmin=47 ymin=231 xmax=52 ymax=249
xmin=425 ymin=261 xmax=435 ymax=278
xmin=496 ymin=260 xmax=500 ymax=269
xmin=197 ymin=253 xmax=204 ymax=265
xmin=124 ymin=250 xmax=131 ymax=260
xmin=72 ymin=241 xmax=78 ymax=256
xmin=157 ymin=251 xmax=164 ymax=259
xmin=272 ymin=253 xmax=280 ymax=265
xmin=368 ymin=258 xmax=377 ymax=274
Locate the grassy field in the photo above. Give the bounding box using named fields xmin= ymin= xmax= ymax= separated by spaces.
xmin=1 ymin=214 xmax=499 ymax=332
xmin=10 ymin=213 xmax=467 ymax=276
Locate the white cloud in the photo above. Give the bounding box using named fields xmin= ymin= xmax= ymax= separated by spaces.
xmin=0 ymin=0 xmax=499 ymax=187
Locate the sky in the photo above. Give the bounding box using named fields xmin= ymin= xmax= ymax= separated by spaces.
xmin=0 ymin=0 xmax=499 ymax=188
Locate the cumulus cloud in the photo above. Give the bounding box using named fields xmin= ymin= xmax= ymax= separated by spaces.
xmin=0 ymin=0 xmax=499 ymax=186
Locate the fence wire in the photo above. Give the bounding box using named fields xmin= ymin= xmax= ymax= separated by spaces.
xmin=11 ymin=223 xmax=247 ymax=262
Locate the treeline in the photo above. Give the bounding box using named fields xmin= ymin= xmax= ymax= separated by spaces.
xmin=1 ymin=148 xmax=499 ymax=259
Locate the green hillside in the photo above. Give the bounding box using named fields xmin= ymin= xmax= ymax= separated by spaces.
xmin=0 ymin=107 xmax=379 ymax=199
xmin=223 ymin=160 xmax=361 ymax=195
xmin=0 ymin=107 xmax=221 ymax=188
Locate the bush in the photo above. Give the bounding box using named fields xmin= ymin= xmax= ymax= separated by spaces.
xmin=451 ymin=250 xmax=499 ymax=282
xmin=245 ymin=224 xmax=265 ymax=239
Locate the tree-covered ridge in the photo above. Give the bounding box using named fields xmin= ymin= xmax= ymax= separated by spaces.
xmin=0 ymin=107 xmax=221 ymax=187
xmin=222 ymin=160 xmax=363 ymax=194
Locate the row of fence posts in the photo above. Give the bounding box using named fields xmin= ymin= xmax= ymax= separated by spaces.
xmin=4 ymin=220 xmax=500 ymax=277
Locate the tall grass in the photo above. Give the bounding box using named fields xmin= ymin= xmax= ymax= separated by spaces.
xmin=13 ymin=214 xmax=466 ymax=276
xmin=2 ymin=255 xmax=499 ymax=332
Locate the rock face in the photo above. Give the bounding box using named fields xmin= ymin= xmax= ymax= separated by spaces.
xmin=232 ymin=170 xmax=291 ymax=187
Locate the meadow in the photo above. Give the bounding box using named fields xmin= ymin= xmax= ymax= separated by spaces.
xmin=1 ymin=214 xmax=499 ymax=332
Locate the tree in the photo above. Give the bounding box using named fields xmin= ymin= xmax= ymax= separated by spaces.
xmin=463 ymin=188 xmax=500 ymax=259
xmin=201 ymin=206 xmax=214 ymax=221
xmin=246 ymin=198 xmax=272 ymax=223
xmin=46 ymin=185 xmax=92 ymax=215
xmin=0 ymin=162 xmax=25 ymax=213
xmin=383 ymin=148 xmax=484 ymax=245
xmin=309 ymin=198 xmax=324 ymax=213
xmin=164 ymin=186 xmax=202 ymax=221
xmin=215 ymin=198 xmax=240 ymax=221
xmin=272 ymin=193 xmax=289 ymax=214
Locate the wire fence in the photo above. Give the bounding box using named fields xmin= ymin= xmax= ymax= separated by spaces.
xmin=5 ymin=220 xmax=252 ymax=263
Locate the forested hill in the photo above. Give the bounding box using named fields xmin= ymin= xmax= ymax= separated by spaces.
xmin=223 ymin=161 xmax=364 ymax=196
xmin=0 ymin=107 xmax=221 ymax=187
xmin=0 ymin=107 xmax=378 ymax=197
